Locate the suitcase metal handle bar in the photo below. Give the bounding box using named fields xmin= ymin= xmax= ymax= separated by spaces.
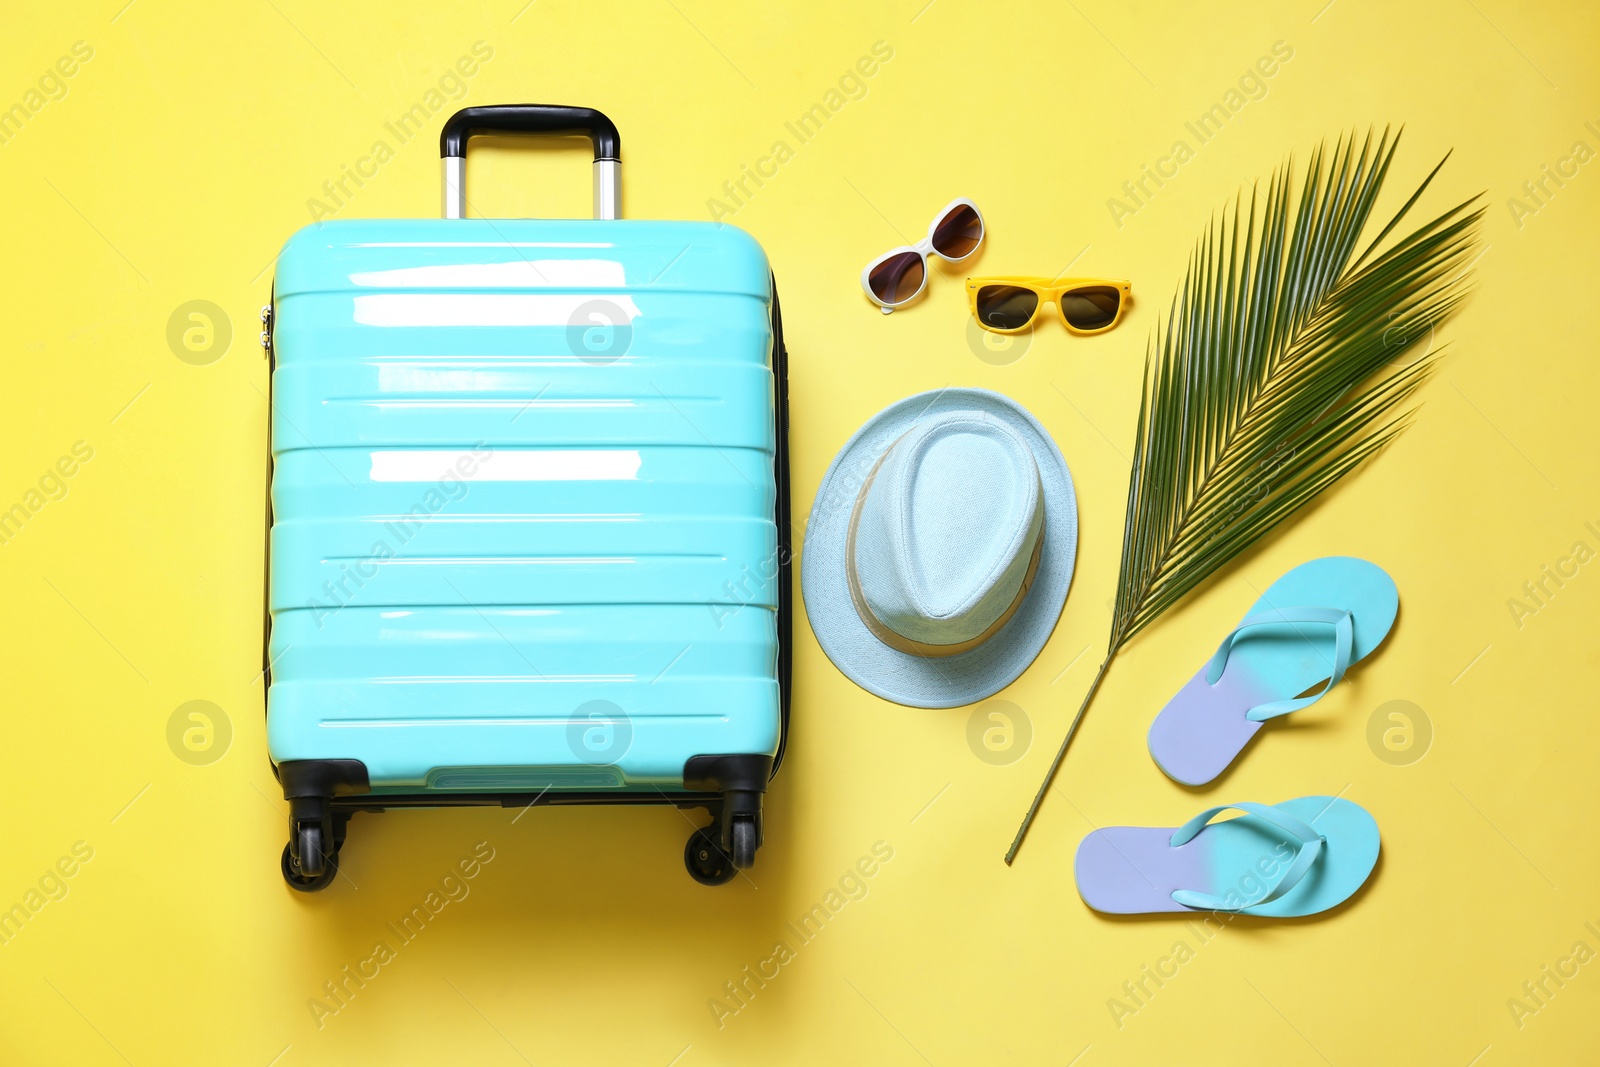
xmin=438 ymin=104 xmax=621 ymax=221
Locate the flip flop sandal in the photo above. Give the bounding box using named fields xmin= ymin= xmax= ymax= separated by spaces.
xmin=1147 ymin=556 xmax=1399 ymax=786
xmin=1074 ymin=796 xmax=1380 ymax=917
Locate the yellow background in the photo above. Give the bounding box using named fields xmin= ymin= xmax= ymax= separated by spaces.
xmin=2 ymin=1 xmax=1597 ymax=1063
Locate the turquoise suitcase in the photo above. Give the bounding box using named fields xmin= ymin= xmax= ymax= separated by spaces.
xmin=264 ymin=106 xmax=790 ymax=890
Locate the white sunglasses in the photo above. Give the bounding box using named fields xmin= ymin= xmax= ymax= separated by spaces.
xmin=860 ymin=198 xmax=985 ymax=314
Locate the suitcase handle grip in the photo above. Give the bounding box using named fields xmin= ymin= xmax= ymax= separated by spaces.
xmin=439 ymin=104 xmax=621 ymax=221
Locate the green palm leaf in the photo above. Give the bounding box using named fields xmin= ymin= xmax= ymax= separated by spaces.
xmin=1007 ymin=128 xmax=1483 ymax=864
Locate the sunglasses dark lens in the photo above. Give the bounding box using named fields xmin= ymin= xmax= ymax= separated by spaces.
xmin=1060 ymin=286 xmax=1122 ymax=330
xmin=975 ymin=285 xmax=1039 ymax=330
xmin=930 ymin=204 xmax=983 ymax=259
xmin=868 ymin=251 xmax=926 ymax=305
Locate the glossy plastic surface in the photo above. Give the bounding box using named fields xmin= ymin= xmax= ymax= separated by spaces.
xmin=266 ymin=218 xmax=779 ymax=788
xmin=964 ymin=276 xmax=1132 ymax=335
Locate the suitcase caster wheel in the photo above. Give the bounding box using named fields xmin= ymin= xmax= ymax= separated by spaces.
xmin=685 ymin=827 xmax=737 ymax=886
xmin=728 ymin=815 xmax=758 ymax=870
xmin=281 ymin=827 xmax=338 ymax=893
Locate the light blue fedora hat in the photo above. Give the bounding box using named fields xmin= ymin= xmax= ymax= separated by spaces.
xmin=801 ymin=388 xmax=1078 ymax=708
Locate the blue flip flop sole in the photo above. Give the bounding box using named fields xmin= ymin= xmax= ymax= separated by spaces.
xmin=1074 ymin=796 xmax=1380 ymax=917
xmin=1147 ymin=557 xmax=1399 ymax=785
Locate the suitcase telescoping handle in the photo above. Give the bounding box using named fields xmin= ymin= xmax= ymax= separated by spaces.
xmin=439 ymin=104 xmax=621 ymax=221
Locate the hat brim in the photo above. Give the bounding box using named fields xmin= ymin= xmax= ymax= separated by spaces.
xmin=800 ymin=388 xmax=1078 ymax=709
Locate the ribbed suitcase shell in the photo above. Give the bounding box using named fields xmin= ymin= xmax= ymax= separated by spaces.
xmin=266 ymin=218 xmax=780 ymax=792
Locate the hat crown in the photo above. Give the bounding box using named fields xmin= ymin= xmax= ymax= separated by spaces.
xmin=851 ymin=413 xmax=1043 ymax=648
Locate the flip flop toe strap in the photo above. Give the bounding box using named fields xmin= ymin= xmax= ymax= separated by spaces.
xmin=1168 ymin=802 xmax=1326 ymax=912
xmin=1203 ymin=606 xmax=1354 ymax=722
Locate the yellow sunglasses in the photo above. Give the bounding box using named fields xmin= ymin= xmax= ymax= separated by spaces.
xmin=967 ymin=277 xmax=1132 ymax=335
